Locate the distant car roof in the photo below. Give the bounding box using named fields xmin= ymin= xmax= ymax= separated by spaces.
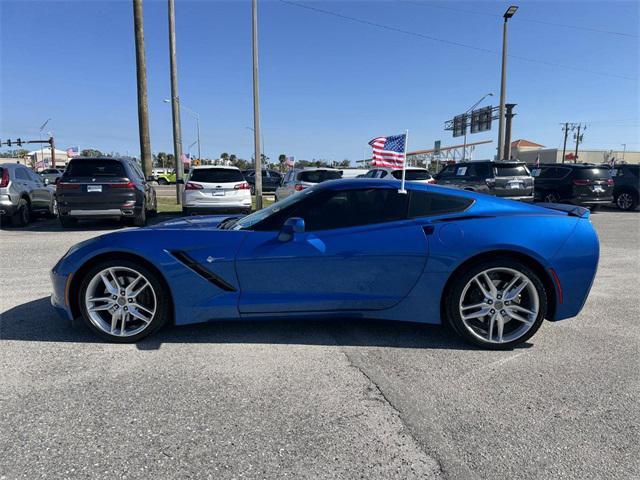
xmin=192 ymin=165 xmax=240 ymax=170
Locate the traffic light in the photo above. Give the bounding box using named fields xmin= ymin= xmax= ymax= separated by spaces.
xmin=6 ymin=139 xmax=11 ymax=147
xmin=16 ymin=138 xmax=22 ymax=147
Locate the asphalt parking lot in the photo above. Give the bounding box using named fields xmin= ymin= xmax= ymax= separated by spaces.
xmin=1 ymin=209 xmax=638 ymax=479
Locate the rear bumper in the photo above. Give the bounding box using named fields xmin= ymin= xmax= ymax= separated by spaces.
xmin=574 ymin=198 xmax=613 ymax=206
xmin=0 ymin=201 xmax=17 ymax=216
xmin=183 ymin=205 xmax=250 ymax=214
xmin=59 ymin=206 xmax=142 ymax=219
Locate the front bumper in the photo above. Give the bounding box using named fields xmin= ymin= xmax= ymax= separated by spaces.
xmin=50 ymin=268 xmax=74 ymax=321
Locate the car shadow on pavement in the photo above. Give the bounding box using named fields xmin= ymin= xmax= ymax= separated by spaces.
xmin=0 ymin=213 xmax=181 ymax=233
xmin=1 ymin=297 xmax=533 ymax=351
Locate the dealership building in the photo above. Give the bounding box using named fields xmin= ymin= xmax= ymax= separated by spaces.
xmin=511 ymin=139 xmax=639 ymax=165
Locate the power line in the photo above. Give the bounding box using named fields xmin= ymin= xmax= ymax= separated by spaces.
xmin=401 ymin=1 xmax=639 ymax=39
xmin=279 ymin=1 xmax=637 ymax=81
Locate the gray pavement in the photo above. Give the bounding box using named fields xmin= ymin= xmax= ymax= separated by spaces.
xmin=0 ymin=209 xmax=638 ymax=479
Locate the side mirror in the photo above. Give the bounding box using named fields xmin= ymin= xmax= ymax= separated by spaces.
xmin=278 ymin=217 xmax=305 ymax=242
xmin=43 ymin=178 xmax=50 ymax=185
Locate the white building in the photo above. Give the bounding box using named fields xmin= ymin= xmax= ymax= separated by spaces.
xmin=27 ymin=148 xmax=72 ymax=170
xmin=511 ymin=139 xmax=639 ymax=165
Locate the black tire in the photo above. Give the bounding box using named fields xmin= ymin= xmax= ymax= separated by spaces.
xmin=444 ymin=257 xmax=547 ymax=350
xmin=250 ymin=185 xmax=256 ymax=195
xmin=59 ymin=216 xmax=77 ymax=228
xmin=11 ymin=198 xmax=31 ymax=227
xmin=46 ymin=197 xmax=58 ymax=219
xmin=543 ymin=192 xmax=559 ymax=203
xmin=131 ymin=205 xmax=146 ymax=227
xmin=615 ymin=191 xmax=638 ymax=211
xmin=182 ymin=207 xmax=191 ymax=216
xmin=147 ymin=193 xmax=158 ymax=217
xmin=78 ymin=259 xmax=170 ymax=343
xmin=158 ymin=178 xmax=168 ymax=185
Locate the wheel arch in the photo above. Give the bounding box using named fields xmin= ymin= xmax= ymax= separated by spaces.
xmin=68 ymin=251 xmax=175 ymax=323
xmin=440 ymin=249 xmax=557 ymax=322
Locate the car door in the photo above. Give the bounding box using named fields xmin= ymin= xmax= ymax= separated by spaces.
xmin=235 ymin=186 xmax=429 ymax=314
xmin=27 ymin=168 xmax=52 ymax=210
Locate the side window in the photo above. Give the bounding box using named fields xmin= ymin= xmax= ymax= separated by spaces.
xmin=465 ymin=165 xmax=478 ymax=177
xmin=364 ymin=170 xmax=377 ymax=178
xmin=29 ymin=170 xmax=42 ymax=183
xmin=15 ymin=168 xmax=30 ymax=181
xmin=437 ymin=165 xmax=457 ymax=178
xmin=408 ymin=190 xmax=474 ymax=218
xmin=556 ymin=167 xmax=571 ymax=179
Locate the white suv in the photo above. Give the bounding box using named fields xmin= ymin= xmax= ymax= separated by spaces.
xmin=182 ymin=166 xmax=252 ymax=215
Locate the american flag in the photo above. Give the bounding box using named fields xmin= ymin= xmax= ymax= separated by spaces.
xmin=67 ymin=146 xmax=79 ymax=157
xmin=368 ymin=134 xmax=406 ymax=168
xmin=535 ymin=154 xmax=540 ymax=168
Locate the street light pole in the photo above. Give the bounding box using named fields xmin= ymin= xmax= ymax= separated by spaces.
xmin=252 ymin=0 xmax=263 ymax=210
xmin=165 ymin=99 xmax=201 ymax=161
xmin=168 ymin=0 xmax=184 ymax=204
xmin=497 ymin=5 xmax=518 ymax=161
xmin=133 ymin=0 xmax=153 ymax=179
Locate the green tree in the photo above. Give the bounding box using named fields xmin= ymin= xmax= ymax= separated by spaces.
xmin=278 ymin=154 xmax=286 ymax=172
xmin=220 ymin=152 xmax=229 ymax=163
xmin=80 ymin=148 xmax=103 ymax=157
xmin=229 ymin=154 xmax=237 ymax=163
xmin=339 ymin=159 xmax=350 ymax=168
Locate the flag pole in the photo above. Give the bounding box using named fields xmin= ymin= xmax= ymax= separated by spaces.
xmin=399 ymin=129 xmax=409 ymax=194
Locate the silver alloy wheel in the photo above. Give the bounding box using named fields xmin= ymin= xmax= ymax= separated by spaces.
xmin=617 ymin=192 xmax=633 ymax=210
xmin=84 ymin=266 xmax=157 ymax=337
xmin=459 ymin=267 xmax=540 ymax=344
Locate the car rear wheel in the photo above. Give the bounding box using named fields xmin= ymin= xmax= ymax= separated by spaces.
xmin=615 ymin=191 xmax=638 ymax=211
xmin=130 ymin=206 xmax=146 ymax=227
xmin=158 ymin=178 xmax=168 ymax=185
xmin=79 ymin=261 xmax=169 ymax=342
xmin=445 ymin=258 xmax=547 ymax=349
xmin=11 ymin=199 xmax=31 ymax=227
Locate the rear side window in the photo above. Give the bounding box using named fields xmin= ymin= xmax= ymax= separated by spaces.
xmin=189 ymin=168 xmax=244 ymax=183
xmin=408 ymin=190 xmax=473 ymax=218
xmin=65 ymin=160 xmax=126 ymax=177
xmin=574 ymin=168 xmax=611 ymax=180
xmin=494 ymin=164 xmax=530 ymax=177
xmin=15 ymin=168 xmax=30 ymax=180
xmin=391 ymin=170 xmax=432 ymax=181
xmin=297 ymin=170 xmax=342 ymax=183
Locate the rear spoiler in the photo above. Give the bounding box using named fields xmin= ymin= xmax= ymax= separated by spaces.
xmin=537 ymin=202 xmax=590 ymax=218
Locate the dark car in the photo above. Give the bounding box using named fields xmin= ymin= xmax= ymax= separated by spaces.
xmin=434 ymin=161 xmax=534 ymax=201
xmin=56 ymin=157 xmax=157 ymax=227
xmin=611 ymin=164 xmax=639 ymax=211
xmin=529 ymin=163 xmax=614 ymax=208
xmin=242 ymin=169 xmax=282 ymax=194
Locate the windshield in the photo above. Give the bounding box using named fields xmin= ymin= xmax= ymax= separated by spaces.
xmin=64 ymin=159 xmax=126 ymax=177
xmin=298 ymin=170 xmax=342 ymax=183
xmin=574 ymin=168 xmax=610 ymax=180
xmin=494 ymin=164 xmax=530 ymax=177
xmin=391 ymin=170 xmax=432 ymax=180
xmin=228 ymin=186 xmax=319 ymax=230
xmin=189 ymin=168 xmax=244 ymax=183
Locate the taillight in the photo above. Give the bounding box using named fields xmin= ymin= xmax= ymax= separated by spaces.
xmin=572 ymin=179 xmax=591 ymax=186
xmin=605 ymin=178 xmax=614 ymax=186
xmin=111 ymin=181 xmax=135 ymax=189
xmin=234 ymin=182 xmax=250 ymax=190
xmin=294 ymin=184 xmax=305 ymax=191
xmin=0 ymin=169 xmax=9 ymax=188
xmin=185 ymin=182 xmax=203 ymax=190
xmin=57 ymin=182 xmax=81 ymax=190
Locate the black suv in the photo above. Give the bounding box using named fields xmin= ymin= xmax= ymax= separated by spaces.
xmin=611 ymin=164 xmax=639 ymax=211
xmin=57 ymin=157 xmax=157 ymax=227
xmin=434 ymin=161 xmax=534 ymax=200
xmin=242 ymin=169 xmax=282 ymax=194
xmin=529 ymin=163 xmax=613 ymax=208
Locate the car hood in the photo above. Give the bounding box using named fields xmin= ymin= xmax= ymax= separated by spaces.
xmin=150 ymin=214 xmax=243 ymax=230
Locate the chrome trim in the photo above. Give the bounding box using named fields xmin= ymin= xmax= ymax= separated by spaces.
xmin=68 ymin=209 xmax=123 ymax=216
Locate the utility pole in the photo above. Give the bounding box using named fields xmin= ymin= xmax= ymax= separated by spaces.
xmin=497 ymin=6 xmax=518 ymax=161
xmin=561 ymin=122 xmax=569 ymax=163
xmin=574 ymin=124 xmax=585 ymax=163
xmin=252 ymin=0 xmax=263 ymax=210
xmin=133 ymin=0 xmax=153 ymax=179
xmin=621 ymin=143 xmax=626 ymax=162
xmin=503 ymin=103 xmax=516 ymax=160
xmin=168 ymin=0 xmax=184 ymax=204
xmin=50 ymin=136 xmax=56 ymax=168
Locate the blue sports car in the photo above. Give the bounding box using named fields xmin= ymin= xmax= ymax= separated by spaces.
xmin=50 ymin=179 xmax=599 ymax=349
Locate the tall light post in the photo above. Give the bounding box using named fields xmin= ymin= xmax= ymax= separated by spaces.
xmin=164 ymin=99 xmax=200 ymax=161
xmin=251 ymin=0 xmax=263 ymax=209
xmin=621 ymin=143 xmax=627 ymax=162
xmin=133 ymin=0 xmax=153 ymax=179
xmin=168 ymin=0 xmax=184 ymax=204
xmin=245 ymin=126 xmax=265 ymax=162
xmin=497 ymin=5 xmax=518 ymax=161
xmin=462 ymin=93 xmax=493 ymax=161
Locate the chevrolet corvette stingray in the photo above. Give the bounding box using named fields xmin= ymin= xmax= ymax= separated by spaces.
xmin=50 ymin=179 xmax=599 ymax=349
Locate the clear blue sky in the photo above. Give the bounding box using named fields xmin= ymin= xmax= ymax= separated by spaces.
xmin=1 ymin=0 xmax=638 ymax=162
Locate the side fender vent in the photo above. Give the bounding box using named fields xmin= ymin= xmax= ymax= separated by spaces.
xmin=170 ymin=250 xmax=237 ymax=292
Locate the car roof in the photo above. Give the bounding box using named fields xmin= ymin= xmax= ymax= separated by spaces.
xmin=294 ymin=167 xmax=341 ymax=171
xmin=536 ymin=163 xmax=607 ymax=168
xmin=192 ymin=165 xmax=240 ymax=170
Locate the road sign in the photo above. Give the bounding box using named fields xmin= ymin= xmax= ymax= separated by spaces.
xmin=453 ymin=115 xmax=466 ymax=137
xmin=470 ymin=106 xmax=493 ymax=133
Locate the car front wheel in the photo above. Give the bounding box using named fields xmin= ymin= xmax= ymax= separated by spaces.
xmin=11 ymin=199 xmax=31 ymax=227
xmin=78 ymin=261 xmax=169 ymax=342
xmin=445 ymin=258 xmax=547 ymax=349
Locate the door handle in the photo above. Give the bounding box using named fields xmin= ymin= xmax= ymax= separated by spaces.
xmin=422 ymin=225 xmax=435 ymax=236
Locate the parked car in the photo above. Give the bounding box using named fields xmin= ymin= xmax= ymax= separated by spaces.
xmin=530 ymin=163 xmax=613 ymax=208
xmin=156 ymin=168 xmax=189 ymax=185
xmin=0 ymin=163 xmax=57 ymax=226
xmin=52 ymin=178 xmax=599 ymax=349
xmin=340 ymin=168 xmax=370 ymax=179
xmin=610 ymin=164 xmax=639 ymax=211
xmin=182 ymin=166 xmax=251 ymax=215
xmin=434 ymin=161 xmax=534 ymax=201
xmin=274 ymin=168 xmax=342 ymax=201
xmin=40 ymin=168 xmax=65 ymax=184
xmin=242 ymin=169 xmax=282 ymax=194
xmin=56 ymin=157 xmax=157 ymax=227
xmin=362 ymin=167 xmax=435 ymax=184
